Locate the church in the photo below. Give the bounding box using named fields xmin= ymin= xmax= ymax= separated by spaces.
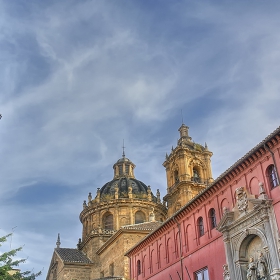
xmin=46 ymin=124 xmax=280 ymax=280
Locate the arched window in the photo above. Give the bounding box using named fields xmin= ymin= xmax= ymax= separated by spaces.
xmin=125 ymin=164 xmax=129 ymax=174
xmin=119 ymin=165 xmax=123 ymax=175
xmin=197 ymin=217 xmax=204 ymax=237
xmin=135 ymin=211 xmax=145 ymax=224
xmin=103 ymin=213 xmax=113 ymax=230
xmin=209 ymin=208 xmax=217 ymax=229
xmin=137 ymin=260 xmax=141 ymax=275
xmin=193 ymin=168 xmax=200 ymax=183
xmin=174 ymin=170 xmax=179 ymax=182
xmin=267 ymin=164 xmax=279 ymax=189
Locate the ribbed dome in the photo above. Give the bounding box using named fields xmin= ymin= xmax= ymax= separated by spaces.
xmin=116 ymin=157 xmax=132 ymax=163
xmin=99 ymin=176 xmax=156 ymax=202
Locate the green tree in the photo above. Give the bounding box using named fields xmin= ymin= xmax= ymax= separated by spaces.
xmin=0 ymin=234 xmax=41 ymax=280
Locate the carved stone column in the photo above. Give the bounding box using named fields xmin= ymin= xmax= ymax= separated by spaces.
xmin=262 ymin=215 xmax=280 ymax=279
xmin=223 ymin=264 xmax=230 ymax=280
xmin=115 ymin=206 xmax=119 ymax=230
xmin=223 ymin=233 xmax=237 ymax=280
xmin=130 ymin=205 xmax=133 ymax=224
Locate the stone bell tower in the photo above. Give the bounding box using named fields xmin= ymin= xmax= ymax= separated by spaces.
xmin=163 ymin=124 xmax=213 ymax=217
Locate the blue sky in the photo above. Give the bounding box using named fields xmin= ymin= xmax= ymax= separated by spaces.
xmin=1 ymin=0 xmax=280 ymax=278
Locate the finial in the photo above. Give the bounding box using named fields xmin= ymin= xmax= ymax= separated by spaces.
xmin=88 ymin=192 xmax=92 ymax=203
xmin=122 ymin=139 xmax=125 ymax=158
xmin=258 ymin=182 xmax=268 ymax=199
xmin=77 ymin=238 xmax=82 ymax=249
xmin=181 ymin=109 xmax=184 ymax=124
xmin=56 ymin=233 xmax=61 ymax=248
xmin=205 ymin=142 xmax=208 ymax=149
xmin=156 ymin=189 xmax=161 ymax=203
xmin=149 ymin=207 xmax=155 ymax=222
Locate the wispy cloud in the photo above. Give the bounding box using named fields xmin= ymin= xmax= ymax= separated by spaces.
xmin=1 ymin=1 xmax=280 ymax=278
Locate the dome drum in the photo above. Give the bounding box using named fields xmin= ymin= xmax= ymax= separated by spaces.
xmin=79 ymin=155 xmax=167 ymax=245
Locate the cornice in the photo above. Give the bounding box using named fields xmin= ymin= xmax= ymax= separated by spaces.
xmin=80 ymin=199 xmax=167 ymax=222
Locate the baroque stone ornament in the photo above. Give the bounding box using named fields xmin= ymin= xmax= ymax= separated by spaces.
xmin=257 ymin=252 xmax=268 ymax=280
xmin=223 ymin=264 xmax=230 ymax=280
xmin=236 ymin=187 xmax=248 ymax=213
xmin=247 ymin=256 xmax=258 ymax=280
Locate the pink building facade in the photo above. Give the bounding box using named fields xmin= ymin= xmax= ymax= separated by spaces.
xmin=126 ymin=127 xmax=280 ymax=280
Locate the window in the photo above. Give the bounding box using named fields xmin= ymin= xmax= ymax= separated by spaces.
xmin=137 ymin=260 xmax=141 ymax=275
xmin=135 ymin=211 xmax=145 ymax=224
xmin=209 ymin=208 xmax=217 ymax=229
xmin=174 ymin=170 xmax=179 ymax=182
xmin=103 ymin=213 xmax=113 ymax=230
xmin=125 ymin=164 xmax=129 ymax=174
xmin=193 ymin=168 xmax=201 ymax=183
xmin=119 ymin=165 xmax=123 ymax=175
xmin=197 ymin=217 xmax=204 ymax=237
xmin=267 ymin=164 xmax=279 ymax=189
xmin=195 ymin=267 xmax=209 ymax=280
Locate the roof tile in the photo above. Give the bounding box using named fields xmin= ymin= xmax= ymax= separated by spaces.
xmin=55 ymin=248 xmax=92 ymax=264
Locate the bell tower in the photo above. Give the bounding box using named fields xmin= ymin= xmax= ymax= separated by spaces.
xmin=163 ymin=124 xmax=213 ymax=217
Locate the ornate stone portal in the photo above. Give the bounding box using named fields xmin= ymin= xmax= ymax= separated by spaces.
xmin=217 ymin=185 xmax=280 ymax=280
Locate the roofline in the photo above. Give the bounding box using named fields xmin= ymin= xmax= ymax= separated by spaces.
xmin=125 ymin=126 xmax=280 ymax=256
xmin=54 ymin=248 xmax=93 ymax=264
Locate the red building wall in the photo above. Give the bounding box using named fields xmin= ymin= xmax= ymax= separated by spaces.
xmin=127 ymin=128 xmax=280 ymax=280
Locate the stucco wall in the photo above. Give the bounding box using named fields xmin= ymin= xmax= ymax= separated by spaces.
xmin=99 ymin=231 xmax=148 ymax=279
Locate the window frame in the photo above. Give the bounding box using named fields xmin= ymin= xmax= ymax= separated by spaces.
xmin=197 ymin=217 xmax=204 ymax=237
xmin=194 ymin=267 xmax=209 ymax=280
xmin=209 ymin=208 xmax=217 ymax=229
xmin=135 ymin=211 xmax=146 ymax=224
xmin=267 ymin=164 xmax=279 ymax=189
xmin=103 ymin=213 xmax=114 ymax=230
xmin=137 ymin=259 xmax=141 ymax=276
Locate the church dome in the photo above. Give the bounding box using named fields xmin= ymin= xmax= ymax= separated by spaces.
xmin=99 ymin=176 xmax=157 ymax=202
xmin=91 ymin=154 xmax=158 ymax=203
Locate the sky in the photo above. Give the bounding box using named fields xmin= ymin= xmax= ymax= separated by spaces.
xmin=0 ymin=0 xmax=280 ymax=278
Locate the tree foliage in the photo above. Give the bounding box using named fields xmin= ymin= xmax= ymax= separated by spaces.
xmin=0 ymin=234 xmax=41 ymax=280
